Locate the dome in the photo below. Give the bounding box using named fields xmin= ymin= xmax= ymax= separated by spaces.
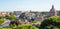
xmin=49 ymin=5 xmax=57 ymax=16
xmin=49 ymin=5 xmax=56 ymax=13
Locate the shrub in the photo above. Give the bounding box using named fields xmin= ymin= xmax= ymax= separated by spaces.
xmin=0 ymin=19 xmax=5 ymax=24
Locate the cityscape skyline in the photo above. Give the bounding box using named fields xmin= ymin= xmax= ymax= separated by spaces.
xmin=0 ymin=0 xmax=60 ymax=12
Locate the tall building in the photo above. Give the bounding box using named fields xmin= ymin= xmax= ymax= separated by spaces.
xmin=49 ymin=5 xmax=57 ymax=16
xmin=14 ymin=11 xmax=22 ymax=18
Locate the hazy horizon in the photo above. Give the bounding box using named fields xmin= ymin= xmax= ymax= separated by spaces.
xmin=0 ymin=0 xmax=60 ymax=12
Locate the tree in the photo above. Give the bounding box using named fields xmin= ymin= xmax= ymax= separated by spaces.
xmin=0 ymin=19 xmax=5 ymax=24
xmin=6 ymin=14 xmax=16 ymax=20
xmin=29 ymin=18 xmax=35 ymax=22
xmin=0 ymin=24 xmax=38 ymax=29
xmin=13 ymin=24 xmax=38 ymax=29
xmin=40 ymin=16 xmax=60 ymax=29
xmin=0 ymin=16 xmax=3 ymax=19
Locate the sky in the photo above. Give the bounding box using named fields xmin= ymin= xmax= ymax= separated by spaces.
xmin=0 ymin=0 xmax=60 ymax=12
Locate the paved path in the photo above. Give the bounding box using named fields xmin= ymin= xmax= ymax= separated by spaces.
xmin=0 ymin=20 xmax=11 ymax=28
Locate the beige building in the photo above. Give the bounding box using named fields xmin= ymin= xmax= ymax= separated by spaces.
xmin=0 ymin=12 xmax=11 ymax=16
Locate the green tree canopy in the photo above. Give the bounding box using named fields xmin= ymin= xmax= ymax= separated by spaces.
xmin=0 ymin=19 xmax=5 ymax=25
xmin=40 ymin=16 xmax=60 ymax=29
xmin=6 ymin=14 xmax=16 ymax=20
xmin=0 ymin=24 xmax=38 ymax=29
xmin=13 ymin=24 xmax=38 ymax=29
xmin=0 ymin=16 xmax=3 ymax=19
